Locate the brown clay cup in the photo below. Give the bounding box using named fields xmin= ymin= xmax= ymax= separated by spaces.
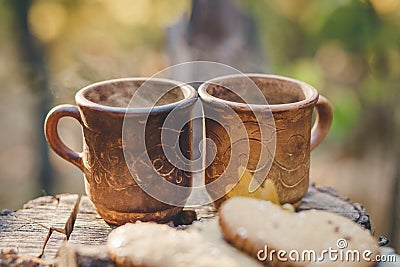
xmin=45 ymin=78 xmax=197 ymax=225
xmin=198 ymin=74 xmax=333 ymax=207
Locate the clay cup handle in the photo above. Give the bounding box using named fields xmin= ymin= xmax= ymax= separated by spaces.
xmin=310 ymin=95 xmax=333 ymax=151
xmin=44 ymin=105 xmax=84 ymax=171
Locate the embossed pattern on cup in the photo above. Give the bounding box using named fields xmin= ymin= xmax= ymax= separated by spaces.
xmin=45 ymin=78 xmax=197 ymax=225
xmin=199 ymin=74 xmax=332 ymax=207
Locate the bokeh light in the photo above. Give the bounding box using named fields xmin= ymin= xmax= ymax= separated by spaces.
xmin=28 ymin=0 xmax=67 ymax=42
xmin=370 ymin=0 xmax=400 ymax=16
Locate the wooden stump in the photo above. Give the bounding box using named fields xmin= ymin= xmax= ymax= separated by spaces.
xmin=0 ymin=184 xmax=373 ymax=266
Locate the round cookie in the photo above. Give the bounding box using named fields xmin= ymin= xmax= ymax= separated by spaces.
xmin=187 ymin=218 xmax=263 ymax=267
xmin=219 ymin=197 xmax=379 ymax=267
xmin=107 ymin=221 xmax=256 ymax=267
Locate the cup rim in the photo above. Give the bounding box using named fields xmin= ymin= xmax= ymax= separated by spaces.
xmin=75 ymin=77 xmax=197 ymax=114
xmin=198 ymin=73 xmax=319 ymax=111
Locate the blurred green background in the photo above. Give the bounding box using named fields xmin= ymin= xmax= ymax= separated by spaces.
xmin=0 ymin=0 xmax=399 ymax=249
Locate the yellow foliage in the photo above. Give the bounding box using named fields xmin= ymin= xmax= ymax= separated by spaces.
xmin=225 ymin=166 xmax=280 ymax=205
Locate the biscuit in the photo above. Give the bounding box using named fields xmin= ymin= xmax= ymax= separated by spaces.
xmin=107 ymin=220 xmax=262 ymax=267
xmin=187 ymin=218 xmax=263 ymax=267
xmin=219 ymin=197 xmax=379 ymax=267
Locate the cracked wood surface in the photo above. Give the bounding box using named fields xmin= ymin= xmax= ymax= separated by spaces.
xmin=0 ymin=194 xmax=81 ymax=266
xmin=68 ymin=197 xmax=114 ymax=246
xmin=0 ymin=184 xmax=372 ymax=266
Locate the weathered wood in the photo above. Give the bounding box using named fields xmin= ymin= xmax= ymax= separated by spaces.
xmin=51 ymin=194 xmax=80 ymax=236
xmin=0 ymin=215 xmax=50 ymax=258
xmin=0 ymin=196 xmax=57 ymax=259
xmin=298 ymin=183 xmax=371 ymax=230
xmin=0 ymin=183 xmax=377 ymax=266
xmin=22 ymin=196 xmax=58 ymax=210
xmin=68 ymin=197 xmax=114 ymax=246
xmin=16 ymin=196 xmax=58 ymax=229
xmin=41 ymin=230 xmax=66 ymax=261
xmin=0 ymin=194 xmax=79 ymax=265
